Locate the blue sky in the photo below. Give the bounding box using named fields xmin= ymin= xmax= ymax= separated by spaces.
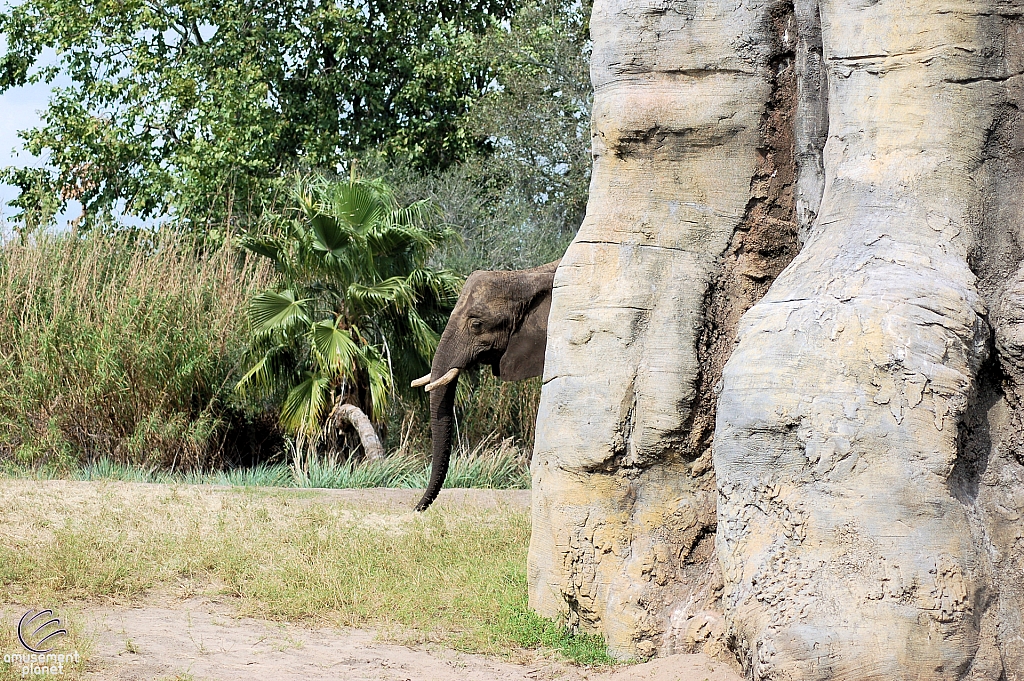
xmin=0 ymin=77 xmax=52 ymax=223
xmin=0 ymin=33 xmax=80 ymax=230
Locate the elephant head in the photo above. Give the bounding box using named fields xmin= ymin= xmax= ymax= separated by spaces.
xmin=411 ymin=259 xmax=560 ymax=511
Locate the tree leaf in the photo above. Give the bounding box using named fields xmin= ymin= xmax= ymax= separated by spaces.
xmin=347 ymin=277 xmax=417 ymax=313
xmin=309 ymin=213 xmax=355 ymax=255
xmin=249 ymin=290 xmax=310 ymax=334
xmin=238 ymin=235 xmax=283 ymax=262
xmin=360 ymin=346 xmax=394 ymax=422
xmin=331 ymin=182 xmax=384 ymax=230
xmin=311 ymin=320 xmax=359 ymax=376
xmin=280 ymin=373 xmax=331 ymax=437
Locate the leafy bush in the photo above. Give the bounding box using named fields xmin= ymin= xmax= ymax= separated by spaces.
xmin=237 ymin=172 xmax=461 ymax=438
xmin=0 ymin=230 xmax=274 ymax=469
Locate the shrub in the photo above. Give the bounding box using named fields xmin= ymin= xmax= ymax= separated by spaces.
xmin=237 ymin=172 xmax=461 ymax=439
xmin=0 ymin=230 xmax=274 ymax=469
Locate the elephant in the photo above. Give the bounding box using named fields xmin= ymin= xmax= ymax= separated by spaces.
xmin=410 ymin=259 xmax=560 ymax=511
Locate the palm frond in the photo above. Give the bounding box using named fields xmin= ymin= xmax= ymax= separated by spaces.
xmin=249 ymin=289 xmax=311 ymax=334
xmin=242 ymin=170 xmax=461 ymax=438
xmin=347 ymin=277 xmax=417 ymax=313
xmin=360 ymin=345 xmax=394 ymax=422
xmin=384 ymin=199 xmax=444 ymax=233
xmin=280 ymin=373 xmax=331 ymax=437
xmin=331 ymin=182 xmax=385 ymax=230
xmin=309 ymin=213 xmax=357 ymax=255
xmin=366 ymin=221 xmax=430 ymax=258
xmin=238 ymin=234 xmax=284 ymax=263
xmin=235 ymin=355 xmax=272 ymax=395
xmin=235 ymin=341 xmax=301 ymax=398
xmin=311 ymin=320 xmax=359 ymax=376
xmin=408 ymin=268 xmax=463 ymax=305
xmin=359 ymin=176 xmax=399 ymax=209
xmin=406 ymin=308 xmax=441 ymax=362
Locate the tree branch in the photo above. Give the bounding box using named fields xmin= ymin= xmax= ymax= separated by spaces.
xmin=330 ymin=402 xmax=384 ymax=460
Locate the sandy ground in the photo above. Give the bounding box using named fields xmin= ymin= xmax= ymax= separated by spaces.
xmin=2 ymin=482 xmax=740 ymax=681
xmin=80 ymin=594 xmax=741 ymax=681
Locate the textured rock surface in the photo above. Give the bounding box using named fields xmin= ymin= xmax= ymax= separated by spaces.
xmin=530 ymin=0 xmax=1024 ymax=676
xmin=714 ymin=1 xmax=1024 ymax=679
xmin=528 ymin=0 xmax=800 ymax=660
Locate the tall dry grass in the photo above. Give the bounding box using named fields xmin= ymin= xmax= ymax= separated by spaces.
xmin=460 ymin=373 xmax=542 ymax=449
xmin=0 ymin=231 xmax=274 ymax=469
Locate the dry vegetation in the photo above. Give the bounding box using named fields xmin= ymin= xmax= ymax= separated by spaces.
xmin=0 ymin=231 xmax=274 ymax=469
xmin=0 ymin=480 xmax=612 ymax=680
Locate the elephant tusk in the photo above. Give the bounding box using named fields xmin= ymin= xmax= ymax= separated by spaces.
xmin=410 ymin=373 xmax=432 ymax=388
xmin=424 ymin=368 xmax=459 ymax=392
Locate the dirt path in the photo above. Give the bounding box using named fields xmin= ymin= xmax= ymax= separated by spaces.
xmin=80 ymin=595 xmax=740 ymax=681
xmin=1 ymin=482 xmax=741 ymax=680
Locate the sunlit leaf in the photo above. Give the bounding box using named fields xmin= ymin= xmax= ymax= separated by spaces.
xmin=332 ymin=182 xmax=384 ymax=230
xmin=407 ymin=309 xmax=440 ymax=361
xmin=311 ymin=320 xmax=358 ymax=375
xmin=249 ymin=290 xmax=310 ymax=334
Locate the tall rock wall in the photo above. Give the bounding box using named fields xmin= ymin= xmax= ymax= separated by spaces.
xmin=528 ymin=0 xmax=800 ymax=659
xmin=530 ymin=0 xmax=1024 ymax=677
xmin=714 ymin=1 xmax=1024 ymax=678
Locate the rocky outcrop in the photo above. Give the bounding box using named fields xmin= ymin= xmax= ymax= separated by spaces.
xmin=713 ymin=1 xmax=1024 ymax=677
xmin=528 ymin=0 xmax=800 ymax=659
xmin=531 ymin=0 xmax=1024 ymax=677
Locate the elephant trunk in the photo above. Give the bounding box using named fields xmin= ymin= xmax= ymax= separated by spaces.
xmin=414 ymin=338 xmax=463 ymax=512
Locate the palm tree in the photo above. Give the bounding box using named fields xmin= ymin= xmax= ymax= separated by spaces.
xmin=236 ymin=172 xmax=462 ymax=453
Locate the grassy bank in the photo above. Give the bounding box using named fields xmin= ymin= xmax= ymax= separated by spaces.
xmin=1 ymin=437 xmax=532 ymax=490
xmin=0 ymin=480 xmax=611 ymax=680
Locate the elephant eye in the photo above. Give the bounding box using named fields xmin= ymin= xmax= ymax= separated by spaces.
xmin=469 ymin=319 xmax=483 ymax=334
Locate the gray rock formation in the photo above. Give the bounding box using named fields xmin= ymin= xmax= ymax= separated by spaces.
xmin=529 ymin=0 xmax=801 ymax=660
xmin=714 ymin=1 xmax=1024 ymax=677
xmin=530 ymin=0 xmax=1024 ymax=678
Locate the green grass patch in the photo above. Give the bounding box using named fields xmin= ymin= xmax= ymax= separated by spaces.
xmin=0 ymin=480 xmax=608 ymax=667
xmin=493 ymin=578 xmax=618 ymax=665
xmin=1 ymin=444 xmax=531 ymax=491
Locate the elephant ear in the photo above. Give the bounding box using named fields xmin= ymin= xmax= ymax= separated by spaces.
xmin=498 ymin=269 xmax=556 ymax=381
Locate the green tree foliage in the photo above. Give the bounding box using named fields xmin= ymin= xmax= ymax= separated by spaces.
xmin=0 ymin=0 xmax=514 ymax=227
xmin=371 ymin=0 xmax=594 ymax=274
xmin=237 ymin=173 xmax=461 ymax=438
xmin=470 ymin=0 xmax=593 ymax=239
